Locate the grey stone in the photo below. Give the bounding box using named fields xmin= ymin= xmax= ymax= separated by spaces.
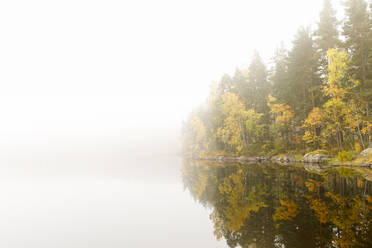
xmin=360 ymin=148 xmax=372 ymax=157
xmin=304 ymin=163 xmax=326 ymax=172
xmin=277 ymin=156 xmax=293 ymax=163
xmin=303 ymin=152 xmax=329 ymax=163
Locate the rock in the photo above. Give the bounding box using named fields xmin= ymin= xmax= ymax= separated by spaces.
xmin=304 ymin=163 xmax=326 ymax=172
xmin=224 ymin=157 xmax=237 ymax=162
xmin=216 ymin=156 xmax=224 ymax=162
xmin=360 ymin=148 xmax=372 ymax=157
xmin=303 ymin=152 xmax=329 ymax=163
xmin=237 ymin=156 xmax=249 ymax=162
xmin=257 ymin=156 xmax=268 ymax=162
xmin=277 ymin=156 xmax=293 ymax=163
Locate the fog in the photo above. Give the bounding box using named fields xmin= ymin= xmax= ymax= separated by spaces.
xmin=0 ymin=0 xmax=338 ymax=159
xmin=0 ymin=0 xmax=345 ymax=247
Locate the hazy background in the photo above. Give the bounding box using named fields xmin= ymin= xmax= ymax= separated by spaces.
xmin=0 ymin=1 xmax=346 ymax=247
xmin=0 ymin=0 xmax=342 ymax=161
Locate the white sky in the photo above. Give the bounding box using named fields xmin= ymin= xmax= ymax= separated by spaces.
xmin=0 ymin=0 xmax=342 ymax=149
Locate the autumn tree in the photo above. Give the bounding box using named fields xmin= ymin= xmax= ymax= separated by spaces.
xmin=302 ymin=107 xmax=325 ymax=149
xmin=268 ymin=95 xmax=295 ymax=150
xmin=181 ymin=115 xmax=209 ymax=156
xmin=216 ymin=92 xmax=263 ymax=154
xmin=318 ymin=49 xmax=357 ymax=150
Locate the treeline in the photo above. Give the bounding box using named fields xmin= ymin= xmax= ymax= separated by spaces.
xmin=182 ymin=0 xmax=372 ymax=157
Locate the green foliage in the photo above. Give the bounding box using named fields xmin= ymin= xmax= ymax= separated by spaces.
xmin=337 ymin=150 xmax=355 ymax=162
xmin=308 ymin=149 xmax=329 ymax=156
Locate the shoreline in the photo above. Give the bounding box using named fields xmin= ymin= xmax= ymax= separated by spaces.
xmin=188 ymin=155 xmax=372 ymax=169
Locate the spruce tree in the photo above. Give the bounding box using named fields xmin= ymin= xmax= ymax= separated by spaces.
xmin=271 ymin=43 xmax=289 ymax=103
xmin=218 ymin=74 xmax=234 ymax=94
xmin=245 ymin=51 xmax=270 ymax=114
xmin=343 ymin=0 xmax=370 ymax=87
xmin=343 ymin=0 xmax=372 ymax=146
xmin=315 ymin=0 xmax=340 ymax=78
xmin=286 ymin=27 xmax=321 ymax=123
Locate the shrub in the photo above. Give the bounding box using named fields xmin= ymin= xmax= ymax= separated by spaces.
xmin=354 ymin=142 xmax=362 ymax=153
xmin=337 ymin=151 xmax=354 ymax=162
xmin=273 ymin=138 xmax=286 ymax=154
xmin=308 ymin=149 xmax=329 ymax=156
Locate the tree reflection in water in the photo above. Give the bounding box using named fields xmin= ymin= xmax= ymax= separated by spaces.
xmin=182 ymin=160 xmax=372 ymax=248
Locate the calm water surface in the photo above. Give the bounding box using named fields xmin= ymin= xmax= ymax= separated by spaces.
xmin=0 ymin=156 xmax=225 ymax=248
xmin=2 ymin=156 xmax=372 ymax=247
xmin=182 ymin=160 xmax=372 ymax=248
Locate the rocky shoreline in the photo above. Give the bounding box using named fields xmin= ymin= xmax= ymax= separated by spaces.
xmin=190 ymin=154 xmax=372 ymax=169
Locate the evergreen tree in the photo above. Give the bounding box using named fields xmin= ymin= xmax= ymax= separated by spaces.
xmin=271 ymin=43 xmax=289 ymax=103
xmin=315 ymin=0 xmax=340 ymax=78
xmin=218 ymin=74 xmax=234 ymax=94
xmin=232 ymin=68 xmax=248 ymax=98
xmin=244 ymin=51 xmax=270 ymax=114
xmin=343 ymin=0 xmax=370 ymax=87
xmin=286 ymin=27 xmax=321 ymax=123
xmin=181 ymin=1 xmax=372 ymax=156
xmin=343 ymin=0 xmax=372 ymax=146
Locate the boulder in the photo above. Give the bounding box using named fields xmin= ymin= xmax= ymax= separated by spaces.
xmin=216 ymin=156 xmax=225 ymax=162
xmin=303 ymin=152 xmax=329 ymax=163
xmin=360 ymin=148 xmax=372 ymax=157
xmin=304 ymin=163 xmax=326 ymax=172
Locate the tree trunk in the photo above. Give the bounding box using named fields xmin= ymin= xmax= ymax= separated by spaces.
xmin=367 ymin=102 xmax=372 ymax=147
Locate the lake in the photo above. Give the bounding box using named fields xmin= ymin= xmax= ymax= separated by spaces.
xmin=0 ymin=156 xmax=225 ymax=248
xmin=1 ymin=156 xmax=371 ymax=247
xmin=182 ymin=159 xmax=372 ymax=248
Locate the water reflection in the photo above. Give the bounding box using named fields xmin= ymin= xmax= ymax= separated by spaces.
xmin=182 ymin=160 xmax=372 ymax=248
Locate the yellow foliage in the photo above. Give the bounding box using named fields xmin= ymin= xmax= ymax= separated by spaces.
xmin=189 ymin=116 xmax=208 ymax=153
xmin=267 ymin=94 xmax=294 ymax=125
xmin=209 ymin=210 xmax=224 ymax=240
xmin=217 ymin=93 xmax=246 ymax=152
xmin=305 ymin=179 xmax=322 ymax=193
xmin=354 ymin=142 xmax=362 ymax=153
xmin=302 ymin=107 xmax=324 ymax=145
xmin=217 ymin=169 xmax=267 ymax=231
xmin=273 ymin=199 xmax=299 ymax=222
xmin=302 ymin=49 xmax=359 ymax=149
xmin=216 ymin=92 xmax=263 ymax=153
xmin=324 ymin=49 xmax=356 ymax=99
xmin=309 ymin=199 xmax=329 ymax=223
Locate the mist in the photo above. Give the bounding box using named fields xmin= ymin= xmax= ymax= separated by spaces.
xmin=0 ymin=0 xmax=356 ymax=247
xmin=0 ymin=0 xmax=333 ymax=162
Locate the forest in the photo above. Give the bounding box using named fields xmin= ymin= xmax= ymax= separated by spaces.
xmin=182 ymin=0 xmax=372 ymax=160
